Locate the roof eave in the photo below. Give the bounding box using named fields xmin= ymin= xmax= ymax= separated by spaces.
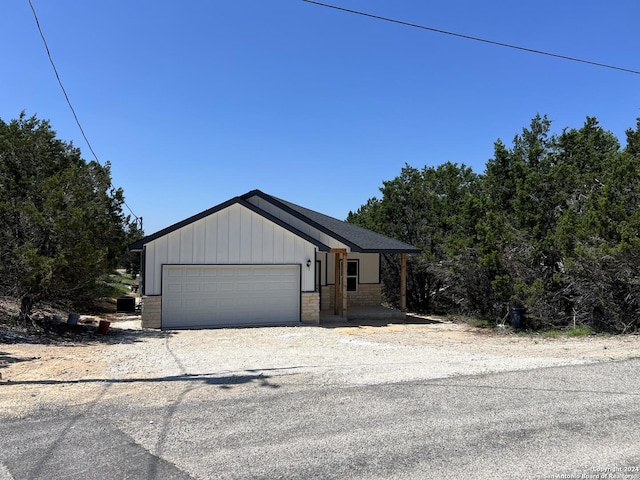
xmin=360 ymin=248 xmax=422 ymax=254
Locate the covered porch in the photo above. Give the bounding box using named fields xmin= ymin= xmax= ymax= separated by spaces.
xmin=323 ymin=249 xmax=409 ymax=321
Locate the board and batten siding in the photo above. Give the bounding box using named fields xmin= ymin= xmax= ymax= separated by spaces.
xmin=323 ymin=252 xmax=380 ymax=284
xmin=144 ymin=203 xmax=316 ymax=295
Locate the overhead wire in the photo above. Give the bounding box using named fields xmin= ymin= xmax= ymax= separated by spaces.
xmin=27 ymin=0 xmax=142 ymax=226
xmin=25 ymin=0 xmax=638 ymax=233
xmin=301 ymin=0 xmax=640 ymax=76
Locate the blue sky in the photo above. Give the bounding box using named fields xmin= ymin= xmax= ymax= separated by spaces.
xmin=1 ymin=1 xmax=638 ymax=235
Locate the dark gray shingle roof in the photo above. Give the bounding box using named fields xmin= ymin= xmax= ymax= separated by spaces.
xmin=243 ymin=190 xmax=420 ymax=254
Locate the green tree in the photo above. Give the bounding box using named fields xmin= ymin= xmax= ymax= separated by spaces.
xmin=0 ymin=113 xmax=137 ymax=322
xmin=348 ymin=162 xmax=480 ymax=313
xmin=478 ymin=114 xmax=561 ymax=321
xmin=349 ymin=115 xmax=640 ymax=332
xmin=480 ymin=115 xmax=639 ymax=331
xmin=558 ymin=119 xmax=640 ymax=332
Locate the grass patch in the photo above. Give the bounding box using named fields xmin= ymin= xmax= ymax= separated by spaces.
xmin=97 ymin=270 xmax=138 ymax=298
xmin=566 ymin=325 xmax=594 ymax=337
xmin=541 ymin=329 xmax=561 ymax=338
xmin=467 ymin=318 xmax=493 ymax=328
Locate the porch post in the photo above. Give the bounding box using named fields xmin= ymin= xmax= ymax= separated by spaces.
xmin=333 ymin=251 xmax=340 ymax=315
xmin=331 ymin=248 xmax=348 ymax=317
xmin=342 ymin=250 xmax=348 ymax=319
xmin=400 ymin=253 xmax=407 ymax=312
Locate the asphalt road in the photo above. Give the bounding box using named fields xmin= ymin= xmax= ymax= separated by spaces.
xmin=1 ymin=359 xmax=639 ymax=480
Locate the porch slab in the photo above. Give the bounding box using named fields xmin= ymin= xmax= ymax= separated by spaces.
xmin=319 ymin=306 xmax=406 ymax=326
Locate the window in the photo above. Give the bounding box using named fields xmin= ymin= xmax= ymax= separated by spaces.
xmin=340 ymin=259 xmax=359 ymax=292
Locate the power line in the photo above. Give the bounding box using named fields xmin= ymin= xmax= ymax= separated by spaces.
xmin=27 ymin=0 xmax=142 ymax=225
xmin=301 ymin=0 xmax=640 ymax=76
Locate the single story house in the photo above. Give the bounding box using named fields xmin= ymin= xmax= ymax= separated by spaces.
xmin=129 ymin=190 xmax=420 ymax=329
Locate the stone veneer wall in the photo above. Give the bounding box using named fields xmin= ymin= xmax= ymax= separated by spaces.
xmin=320 ymin=284 xmax=382 ymax=310
xmin=321 ymin=286 xmax=332 ymax=311
xmin=301 ymin=292 xmax=320 ymax=323
xmin=141 ymin=296 xmax=162 ymax=329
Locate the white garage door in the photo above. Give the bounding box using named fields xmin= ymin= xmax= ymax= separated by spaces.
xmin=162 ymin=265 xmax=301 ymax=328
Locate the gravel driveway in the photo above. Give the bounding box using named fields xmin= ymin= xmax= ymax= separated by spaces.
xmin=2 ymin=317 xmax=640 ymax=480
xmin=2 ymin=316 xmax=639 ymax=416
xmin=107 ymin=318 xmax=639 ymax=386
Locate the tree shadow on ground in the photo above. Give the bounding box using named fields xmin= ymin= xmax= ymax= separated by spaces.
xmin=0 ymin=351 xmax=39 ymax=371
xmin=2 ymin=371 xmax=281 ymax=390
xmin=0 ymin=323 xmax=175 ymax=346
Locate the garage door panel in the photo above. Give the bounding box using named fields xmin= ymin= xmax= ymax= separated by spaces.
xmin=202 ymin=283 xmax=218 ymax=293
xmin=166 ymin=283 xmax=183 ymax=293
xmin=162 ymin=265 xmax=300 ymax=328
xmin=236 ymin=282 xmax=254 ymax=292
xmin=165 ymin=299 xmax=184 ymax=309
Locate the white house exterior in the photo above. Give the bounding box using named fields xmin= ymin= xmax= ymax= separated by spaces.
xmin=129 ymin=190 xmax=420 ymax=329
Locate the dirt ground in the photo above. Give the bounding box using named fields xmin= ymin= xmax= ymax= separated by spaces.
xmin=1 ymin=313 xmax=639 ymax=420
